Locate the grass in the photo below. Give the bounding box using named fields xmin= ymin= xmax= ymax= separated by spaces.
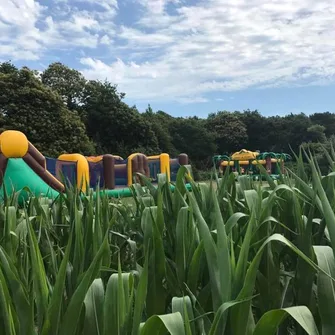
xmin=0 ymin=150 xmax=335 ymax=334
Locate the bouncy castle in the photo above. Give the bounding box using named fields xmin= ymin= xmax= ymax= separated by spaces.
xmin=0 ymin=130 xmax=192 ymax=200
xmin=213 ymin=149 xmax=291 ymax=179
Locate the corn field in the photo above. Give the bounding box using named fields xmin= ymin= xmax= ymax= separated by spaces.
xmin=1 ymin=150 xmax=335 ymax=335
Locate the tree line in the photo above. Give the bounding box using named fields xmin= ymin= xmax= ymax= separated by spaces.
xmin=0 ymin=61 xmax=334 ymax=174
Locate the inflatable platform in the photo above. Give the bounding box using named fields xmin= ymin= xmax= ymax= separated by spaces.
xmin=0 ymin=130 xmax=192 ymax=200
xmin=213 ymin=149 xmax=291 ymax=180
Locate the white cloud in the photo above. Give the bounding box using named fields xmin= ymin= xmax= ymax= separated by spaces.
xmin=80 ymin=0 xmax=335 ymax=102
xmin=119 ymin=26 xmax=174 ymax=46
xmin=137 ymin=0 xmax=179 ymax=14
xmin=0 ymin=0 xmax=117 ymax=60
xmin=0 ymin=0 xmax=43 ymax=28
xmin=0 ymin=0 xmax=44 ymax=59
xmin=177 ymin=96 xmax=209 ymax=104
xmin=77 ymin=0 xmax=118 ymax=10
xmin=100 ymin=34 xmax=113 ymax=45
xmin=41 ymin=15 xmax=100 ymax=49
xmin=80 ymin=57 xmax=160 ymax=83
xmin=1 ymin=0 xmax=335 ymax=103
xmin=62 ymin=13 xmax=100 ymax=32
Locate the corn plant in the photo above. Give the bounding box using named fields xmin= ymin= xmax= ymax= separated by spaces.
xmin=0 ymin=150 xmax=335 ymax=334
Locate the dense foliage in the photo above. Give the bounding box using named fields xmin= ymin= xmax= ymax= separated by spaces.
xmin=0 ymin=61 xmax=334 ymax=170
xmin=1 ymin=152 xmax=335 ymax=334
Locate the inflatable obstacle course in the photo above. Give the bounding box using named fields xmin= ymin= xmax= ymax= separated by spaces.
xmin=0 ymin=130 xmax=193 ymax=200
xmin=213 ymin=149 xmax=291 ymax=180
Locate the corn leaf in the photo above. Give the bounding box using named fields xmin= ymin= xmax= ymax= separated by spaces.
xmin=83 ymin=279 xmax=105 ymax=335
xmin=59 ymin=233 xmax=109 ymax=335
xmin=140 ymin=312 xmax=186 ymax=335
xmin=313 ymin=246 xmax=335 ymax=335
xmin=253 ymin=306 xmax=319 ymax=335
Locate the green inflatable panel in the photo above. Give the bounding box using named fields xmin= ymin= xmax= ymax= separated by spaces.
xmin=0 ymin=158 xmax=60 ymax=201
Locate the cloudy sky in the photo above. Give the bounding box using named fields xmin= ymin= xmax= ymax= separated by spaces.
xmin=0 ymin=0 xmax=334 ymax=117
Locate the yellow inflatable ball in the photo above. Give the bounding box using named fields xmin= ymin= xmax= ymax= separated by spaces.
xmin=0 ymin=130 xmax=29 ymax=158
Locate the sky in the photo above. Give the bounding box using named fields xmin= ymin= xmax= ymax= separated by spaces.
xmin=0 ymin=0 xmax=334 ymax=118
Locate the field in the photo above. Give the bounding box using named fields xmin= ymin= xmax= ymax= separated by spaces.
xmin=0 ymin=152 xmax=335 ymax=335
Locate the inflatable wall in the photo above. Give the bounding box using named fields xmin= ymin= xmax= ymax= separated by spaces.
xmin=0 ymin=130 xmax=192 ymax=199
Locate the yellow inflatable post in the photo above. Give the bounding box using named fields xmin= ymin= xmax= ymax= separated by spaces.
xmin=147 ymin=153 xmax=171 ymax=181
xmin=159 ymin=153 xmax=170 ymax=181
xmin=86 ymin=156 xmax=103 ymax=163
xmin=58 ymin=154 xmax=89 ymax=192
xmin=127 ymin=153 xmax=139 ymax=186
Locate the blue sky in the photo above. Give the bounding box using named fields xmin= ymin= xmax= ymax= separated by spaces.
xmin=1 ymin=0 xmax=334 ymax=118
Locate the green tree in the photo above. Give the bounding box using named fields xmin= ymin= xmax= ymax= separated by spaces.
xmin=0 ymin=61 xmax=17 ymax=74
xmin=262 ymin=113 xmax=311 ymax=153
xmin=262 ymin=116 xmax=287 ymax=152
xmin=206 ymin=111 xmax=248 ymax=153
xmin=310 ymin=112 xmax=335 ymax=137
xmin=282 ymin=113 xmax=311 ymax=151
xmin=41 ymin=62 xmax=87 ymax=113
xmin=307 ymin=124 xmax=327 ymax=143
xmin=170 ymin=117 xmax=217 ymax=169
xmin=143 ymin=106 xmax=177 ymax=155
xmin=145 ymin=104 xmax=154 ymax=115
xmin=237 ymin=110 xmax=268 ymax=151
xmin=84 ymin=80 xmax=159 ymax=156
xmin=0 ymin=64 xmax=94 ymax=156
xmin=301 ymin=124 xmax=328 ymax=174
